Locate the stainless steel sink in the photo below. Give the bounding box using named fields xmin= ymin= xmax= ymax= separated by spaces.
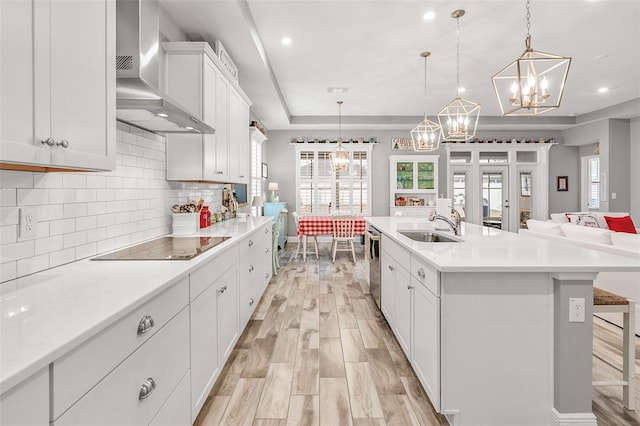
xmin=398 ymin=231 xmax=460 ymax=243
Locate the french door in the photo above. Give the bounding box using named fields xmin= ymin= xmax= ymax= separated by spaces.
xmin=479 ymin=165 xmax=509 ymax=230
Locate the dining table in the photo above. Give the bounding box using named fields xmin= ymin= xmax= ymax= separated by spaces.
xmin=296 ymin=215 xmax=367 ymax=260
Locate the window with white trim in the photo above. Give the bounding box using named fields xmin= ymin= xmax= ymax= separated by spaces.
xmin=588 ymin=156 xmax=600 ymax=209
xmin=296 ymin=145 xmax=371 ymax=215
xmin=251 ymin=138 xmax=262 ymax=215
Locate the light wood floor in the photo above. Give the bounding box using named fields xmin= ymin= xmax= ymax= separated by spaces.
xmin=194 ymin=242 xmax=640 ymax=426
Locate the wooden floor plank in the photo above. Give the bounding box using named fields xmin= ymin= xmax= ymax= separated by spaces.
xmin=319 ymin=337 xmax=346 ymax=378
xmin=319 ymin=377 xmax=354 ymax=426
xmin=287 ymin=395 xmax=320 ymax=426
xmin=365 ymin=348 xmax=406 ymax=396
xmin=344 ymin=362 xmax=384 ymax=420
xmin=292 ymin=348 xmax=319 ymax=395
xmin=255 ymin=363 xmax=295 ymax=419
xmin=271 ymin=329 xmax=300 ymax=363
xmin=194 ymin=395 xmax=230 ymax=426
xmin=341 ymin=328 xmax=368 ymax=363
xmin=220 ymin=378 xmax=265 ymax=426
xmin=378 ymin=394 xmax=421 ymax=426
xmin=337 ymin=304 xmax=359 ymax=329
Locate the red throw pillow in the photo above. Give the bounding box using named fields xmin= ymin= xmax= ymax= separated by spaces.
xmin=604 ymin=215 xmax=638 ymax=234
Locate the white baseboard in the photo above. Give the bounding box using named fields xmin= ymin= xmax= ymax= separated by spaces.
xmin=551 ymin=408 xmax=597 ymax=426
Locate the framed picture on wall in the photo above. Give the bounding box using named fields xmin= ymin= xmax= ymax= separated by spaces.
xmin=557 ymin=176 xmax=568 ymax=192
xmin=262 ymin=163 xmax=268 ymax=178
xmin=520 ymin=173 xmax=532 ymax=197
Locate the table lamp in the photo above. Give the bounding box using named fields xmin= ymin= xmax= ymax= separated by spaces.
xmin=251 ymin=196 xmax=264 ymax=216
xmin=268 ymin=182 xmax=279 ymax=202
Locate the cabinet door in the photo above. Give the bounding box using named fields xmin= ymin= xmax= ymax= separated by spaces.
xmin=417 ymin=161 xmax=435 ymax=190
xmin=394 ymin=265 xmax=412 ymax=359
xmin=0 ymin=367 xmax=49 ymax=426
xmin=412 ymin=279 xmax=440 ymax=411
xmin=239 ymin=245 xmax=259 ymax=329
xmin=229 ymin=88 xmax=250 ymax=183
xmin=0 ymin=0 xmax=50 ymax=166
xmin=217 ymin=265 xmax=239 ymax=365
xmin=190 ymin=280 xmax=219 ymax=419
xmin=381 ymin=254 xmax=396 ymax=327
xmin=203 ymin=56 xmax=217 ymax=128
xmin=49 ymin=0 xmax=115 ymax=171
xmin=214 ymin=73 xmax=229 ymax=180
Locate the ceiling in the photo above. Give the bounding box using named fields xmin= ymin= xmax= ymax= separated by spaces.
xmin=159 ymin=0 xmax=640 ymax=131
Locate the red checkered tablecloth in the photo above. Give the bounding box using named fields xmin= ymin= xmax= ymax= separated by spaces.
xmin=296 ymin=215 xmax=366 ymax=237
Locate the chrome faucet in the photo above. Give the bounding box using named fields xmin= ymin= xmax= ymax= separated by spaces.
xmin=428 ymin=210 xmax=462 ymax=235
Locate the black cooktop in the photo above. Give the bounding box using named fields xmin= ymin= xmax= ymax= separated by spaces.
xmin=91 ymin=236 xmax=231 ymax=260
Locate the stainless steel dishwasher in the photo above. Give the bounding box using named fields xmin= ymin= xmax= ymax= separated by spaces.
xmin=365 ymin=225 xmax=381 ymax=309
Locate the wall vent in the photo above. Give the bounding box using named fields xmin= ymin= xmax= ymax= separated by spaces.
xmin=116 ymin=55 xmax=133 ymax=70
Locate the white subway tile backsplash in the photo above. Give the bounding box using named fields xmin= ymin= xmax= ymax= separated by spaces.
xmin=17 ymin=188 xmax=49 ymax=205
xmin=1 ymin=125 xmax=225 ymax=283
xmin=0 ymin=240 xmax=34 ymax=262
xmin=50 ymin=218 xmax=75 ymax=236
xmin=1 ymin=225 xmax=17 ymax=244
xmin=16 ymin=254 xmax=49 ymax=277
xmin=35 ymin=235 xmax=64 ymax=255
xmin=49 ymin=248 xmax=75 ymax=268
xmin=34 ymin=173 xmax=63 ymax=189
xmin=0 ymin=189 xmax=16 ymax=207
xmin=62 ymin=174 xmax=87 ymax=189
xmin=63 ymin=203 xmax=87 ymax=219
xmin=0 ymin=171 xmax=33 ymax=189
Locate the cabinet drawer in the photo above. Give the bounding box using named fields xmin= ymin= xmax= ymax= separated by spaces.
xmin=190 ymin=243 xmax=239 ymax=300
xmin=239 ymin=224 xmax=270 ymax=257
xmin=149 ymin=370 xmax=191 ymax=426
xmin=411 ymin=254 xmax=439 ymax=296
xmin=55 ymin=308 xmax=190 ymax=426
xmin=53 ymin=278 xmax=189 ymax=419
xmin=382 ymin=234 xmax=410 ymax=267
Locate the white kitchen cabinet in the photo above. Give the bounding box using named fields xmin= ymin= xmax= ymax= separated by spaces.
xmin=164 ymin=41 xmax=251 ymax=184
xmin=149 ymin=370 xmax=191 ymax=426
xmin=381 ymin=253 xmax=396 ymax=328
xmin=0 ymin=0 xmax=115 ymax=171
xmin=389 ymin=155 xmax=439 ymax=217
xmin=0 ymin=367 xmax=49 ymax=426
xmin=55 ymin=308 xmax=190 ymax=426
xmin=394 ymin=264 xmax=412 ymax=358
xmin=190 ymin=257 xmax=239 ymax=420
xmin=412 ymin=275 xmax=440 ymax=411
xmin=239 ymin=223 xmax=272 ymax=329
xmin=228 ymin=87 xmax=250 ymax=184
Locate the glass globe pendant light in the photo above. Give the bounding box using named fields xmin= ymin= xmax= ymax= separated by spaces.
xmin=411 ymin=52 xmax=442 ymax=152
xmin=330 ymin=101 xmax=350 ymax=172
xmin=491 ymin=0 xmax=571 ymax=116
xmin=437 ymin=9 xmax=481 ymax=142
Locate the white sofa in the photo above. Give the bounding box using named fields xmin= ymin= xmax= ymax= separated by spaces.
xmin=523 ymin=215 xmax=640 ymax=332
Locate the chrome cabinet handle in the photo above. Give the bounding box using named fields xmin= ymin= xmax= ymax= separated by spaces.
xmin=139 ymin=378 xmax=156 ymax=400
xmin=418 ymin=268 xmax=425 ymax=279
xmin=137 ymin=315 xmax=155 ymax=335
xmin=407 ymin=284 xmax=414 ymax=290
xmin=249 ymin=265 xmax=254 ymax=272
xmin=388 ymin=265 xmax=394 ymax=271
xmin=56 ymin=139 xmax=69 ymax=148
xmin=41 ymin=137 xmax=55 ymax=146
xmin=217 ymin=285 xmax=228 ymax=295
xmin=248 ymin=240 xmax=254 ymax=247
xmin=249 ymin=298 xmax=254 ymax=306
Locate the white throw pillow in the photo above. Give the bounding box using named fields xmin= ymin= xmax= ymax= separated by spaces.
xmin=610 ymin=232 xmax=640 ymax=253
xmin=526 ymin=219 xmax=565 ymax=236
xmin=565 ymin=213 xmax=599 ymax=228
xmin=560 ymin=223 xmax=613 ymax=245
xmin=550 ymin=213 xmax=569 ymax=224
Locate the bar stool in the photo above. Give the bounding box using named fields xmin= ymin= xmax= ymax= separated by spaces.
xmin=593 ymin=287 xmax=636 ymax=410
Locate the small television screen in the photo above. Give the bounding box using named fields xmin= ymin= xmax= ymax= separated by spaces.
xmin=234 ymin=184 xmax=247 ymax=204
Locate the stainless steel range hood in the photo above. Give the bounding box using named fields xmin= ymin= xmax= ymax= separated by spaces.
xmin=116 ymin=0 xmax=214 ymax=134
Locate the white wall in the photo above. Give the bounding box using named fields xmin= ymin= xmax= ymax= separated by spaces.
xmin=631 ymin=117 xmax=640 ymax=224
xmin=0 ymin=122 xmax=224 ymax=283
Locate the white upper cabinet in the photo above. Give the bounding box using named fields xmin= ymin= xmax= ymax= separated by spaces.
xmin=0 ymin=0 xmax=115 ymax=171
xmin=164 ymin=42 xmax=251 ymax=183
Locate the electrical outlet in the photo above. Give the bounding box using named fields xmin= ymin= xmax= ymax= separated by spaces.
xmin=19 ymin=207 xmax=37 ymax=239
xmin=569 ymin=297 xmax=585 ymax=323
xmin=611 ymin=192 xmax=617 ymax=200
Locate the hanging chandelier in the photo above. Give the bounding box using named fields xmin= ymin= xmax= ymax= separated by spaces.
xmin=491 ymin=0 xmax=571 ymax=116
xmin=330 ymin=101 xmax=350 ymax=172
xmin=411 ymin=51 xmax=442 ymax=152
xmin=438 ymin=9 xmax=480 ymax=142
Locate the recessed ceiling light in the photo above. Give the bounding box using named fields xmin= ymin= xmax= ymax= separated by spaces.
xmin=328 ymin=87 xmax=349 ymax=94
xmin=597 ymin=87 xmax=609 ymax=93
xmin=156 ymin=113 xmax=168 ymax=118
xmin=423 ymin=11 xmax=436 ymax=20
xmin=185 ymin=126 xmax=194 ymax=130
xmin=593 ymin=54 xmax=608 ymax=60
xmin=281 ymin=37 xmax=292 ymax=45
xmin=458 ymin=87 xmax=466 ymax=93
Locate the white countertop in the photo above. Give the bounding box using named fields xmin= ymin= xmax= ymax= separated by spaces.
xmin=366 ymin=217 xmax=640 ymax=273
xmin=0 ymin=216 xmax=272 ymax=394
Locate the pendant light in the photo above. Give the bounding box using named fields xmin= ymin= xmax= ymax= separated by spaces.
xmin=491 ymin=0 xmax=571 ymax=116
xmin=411 ymin=52 xmax=442 ymax=152
xmin=330 ymin=101 xmax=350 ymax=172
xmin=437 ymin=10 xmax=481 ymax=142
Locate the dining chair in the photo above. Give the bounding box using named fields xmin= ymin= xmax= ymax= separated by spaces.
xmin=292 ymin=211 xmax=318 ymax=260
xmin=331 ymin=215 xmax=356 ymax=263
xmin=272 ymin=211 xmax=286 ymax=275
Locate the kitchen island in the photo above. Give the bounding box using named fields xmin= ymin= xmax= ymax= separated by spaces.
xmin=366 ymin=216 xmax=640 ymax=426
